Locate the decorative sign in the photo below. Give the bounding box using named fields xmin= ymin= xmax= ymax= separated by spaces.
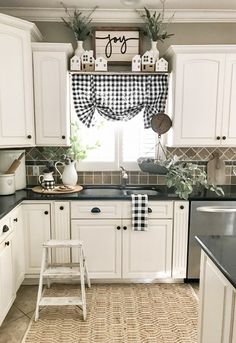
xmin=93 ymin=27 xmax=141 ymax=64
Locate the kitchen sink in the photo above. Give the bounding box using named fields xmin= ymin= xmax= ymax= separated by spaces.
xmin=82 ymin=186 xmax=162 ymax=197
xmin=82 ymin=187 xmax=123 ymax=196
xmin=123 ymin=189 xmax=161 ymax=196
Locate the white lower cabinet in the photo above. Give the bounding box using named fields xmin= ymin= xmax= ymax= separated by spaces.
xmin=0 ymin=233 xmax=15 ymax=326
xmin=11 ymin=206 xmax=25 ymax=291
xmin=198 ymin=252 xmax=235 ymax=343
xmin=22 ymin=203 xmax=51 ymax=276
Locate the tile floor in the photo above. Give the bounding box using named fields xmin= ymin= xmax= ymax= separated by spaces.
xmin=0 ymin=282 xmax=199 ymax=343
xmin=0 ymin=285 xmax=38 ymax=343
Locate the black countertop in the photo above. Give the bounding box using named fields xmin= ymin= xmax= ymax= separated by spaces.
xmin=196 ymin=235 xmax=236 ymax=289
xmin=0 ymin=184 xmax=236 ymax=220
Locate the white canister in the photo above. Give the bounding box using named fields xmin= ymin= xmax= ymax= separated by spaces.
xmin=0 ymin=174 xmax=16 ymax=195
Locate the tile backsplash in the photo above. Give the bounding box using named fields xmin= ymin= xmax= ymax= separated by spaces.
xmin=25 ymin=146 xmax=236 ymax=186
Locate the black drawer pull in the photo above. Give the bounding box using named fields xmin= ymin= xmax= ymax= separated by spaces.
xmin=216 ymin=136 xmax=220 ymax=140
xmin=180 ymin=205 xmax=184 ymax=210
xmin=117 ymin=226 xmax=121 ymax=230
xmin=91 ymin=207 xmax=101 ymax=213
xmin=44 ymin=211 xmax=49 ymax=215
xmin=14 ymin=218 xmax=18 ymax=222
xmin=27 ymin=134 xmax=32 ymax=139
xmin=123 ymin=226 xmax=127 ymax=230
xmin=3 ymin=225 xmax=9 ymax=233
xmin=148 ymin=208 xmax=152 ymax=213
xmin=62 ymin=135 xmax=66 ymax=139
xmin=5 ymin=241 xmax=10 ymax=246
xmin=59 ymin=206 xmax=64 ymax=210
xmin=222 ymin=136 xmax=226 ymax=140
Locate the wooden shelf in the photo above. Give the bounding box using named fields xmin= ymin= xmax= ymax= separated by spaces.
xmin=68 ymin=71 xmax=169 ymax=75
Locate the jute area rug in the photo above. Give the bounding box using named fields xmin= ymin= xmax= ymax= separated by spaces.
xmin=22 ymin=283 xmax=198 ymax=343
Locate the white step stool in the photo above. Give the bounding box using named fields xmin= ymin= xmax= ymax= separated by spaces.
xmin=35 ymin=239 xmax=91 ymax=321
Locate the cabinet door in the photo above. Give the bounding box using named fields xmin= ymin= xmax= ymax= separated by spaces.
xmin=0 ymin=234 xmax=15 ymax=326
xmin=221 ymin=54 xmax=236 ymax=146
xmin=172 ymin=54 xmax=225 ymax=146
xmin=33 ymin=48 xmax=71 ymax=146
xmin=0 ymin=23 xmax=34 ymax=147
xmin=71 ymin=220 xmax=121 ymax=278
xmin=52 ymin=202 xmax=70 ymax=263
xmin=172 ymin=201 xmax=189 ymax=279
xmin=122 ymin=219 xmax=172 ymax=279
xmin=23 ymin=204 xmax=51 ymax=275
xmin=11 ymin=207 xmax=25 ymax=291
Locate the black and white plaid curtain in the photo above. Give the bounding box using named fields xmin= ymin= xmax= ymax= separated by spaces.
xmin=71 ymin=74 xmax=169 ymax=128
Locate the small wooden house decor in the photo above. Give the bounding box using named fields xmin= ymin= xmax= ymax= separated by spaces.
xmin=156 ymin=57 xmax=168 ymax=72
xmin=81 ymin=50 xmax=95 ymax=72
xmin=132 ymin=55 xmax=141 ymax=72
xmin=95 ymin=56 xmax=107 ymax=71
xmin=70 ymin=55 xmax=81 ymax=71
xmin=141 ymin=51 xmax=155 ymax=72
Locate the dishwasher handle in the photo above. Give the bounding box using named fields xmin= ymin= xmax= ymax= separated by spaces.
xmin=197 ymin=206 xmax=236 ymax=213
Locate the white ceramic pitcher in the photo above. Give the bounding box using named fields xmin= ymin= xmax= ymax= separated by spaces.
xmin=55 ymin=159 xmax=78 ymax=187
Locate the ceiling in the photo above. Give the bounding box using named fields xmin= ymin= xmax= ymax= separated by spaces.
xmin=0 ymin=0 xmax=236 ymax=22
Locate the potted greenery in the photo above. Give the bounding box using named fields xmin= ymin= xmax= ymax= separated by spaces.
xmin=138 ymin=1 xmax=174 ymax=59
xmin=61 ymin=3 xmax=97 ymax=56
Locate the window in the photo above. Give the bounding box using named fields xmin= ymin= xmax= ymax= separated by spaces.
xmin=76 ymin=110 xmax=158 ymax=171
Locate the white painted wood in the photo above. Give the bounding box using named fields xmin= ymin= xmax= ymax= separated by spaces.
xmin=39 ymin=297 xmax=83 ymax=306
xmin=231 ymin=293 xmax=236 ymax=342
xmin=198 ymin=252 xmax=236 ymax=343
xmin=51 ymin=202 xmax=70 ymax=264
xmin=172 ymin=201 xmax=189 ymax=278
xmin=0 ymin=214 xmax=11 ymax=244
xmin=221 ymin=53 xmax=236 ymax=146
xmin=122 ymin=201 xmax=173 ymax=219
xmin=32 ymin=43 xmax=73 ymax=146
xmin=11 ymin=207 xmax=25 ymax=291
xmin=0 ymin=233 xmax=15 ymax=326
xmin=122 ymin=219 xmax=173 ymax=279
xmin=0 ymin=22 xmax=35 ymax=147
xmin=43 ymin=267 xmax=81 ymax=276
xmin=23 ymin=204 xmax=51 ymax=275
xmin=71 ymin=219 xmax=122 ymax=278
xmin=71 ymin=201 xmax=122 ymax=219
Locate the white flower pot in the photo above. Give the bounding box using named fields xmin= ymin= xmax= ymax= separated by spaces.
xmin=75 ymin=40 xmax=85 ymax=57
xmin=151 ymin=41 xmax=159 ymax=61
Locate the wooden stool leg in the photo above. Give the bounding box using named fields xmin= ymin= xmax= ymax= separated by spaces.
xmin=35 ymin=247 xmax=46 ymax=321
xmin=46 ymin=247 xmax=51 ymax=289
xmin=79 ymin=246 xmax=87 ymax=320
xmin=82 ymin=247 xmax=91 ymax=288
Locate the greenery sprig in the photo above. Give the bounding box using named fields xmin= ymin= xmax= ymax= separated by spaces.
xmin=61 ymin=2 xmax=97 ymax=41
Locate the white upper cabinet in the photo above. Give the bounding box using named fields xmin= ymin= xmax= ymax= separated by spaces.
xmin=32 ymin=43 xmax=73 ymax=146
xmin=166 ymin=46 xmax=236 ymax=147
xmin=0 ymin=14 xmax=41 ymax=147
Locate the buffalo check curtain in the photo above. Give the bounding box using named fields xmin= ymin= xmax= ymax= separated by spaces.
xmin=71 ymin=74 xmax=169 ymax=128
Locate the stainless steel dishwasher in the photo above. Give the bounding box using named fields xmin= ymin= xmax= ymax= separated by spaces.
xmin=187 ymin=200 xmax=236 ymax=279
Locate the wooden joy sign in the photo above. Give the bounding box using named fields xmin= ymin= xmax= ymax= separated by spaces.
xmin=94 ymin=28 xmax=141 ymax=64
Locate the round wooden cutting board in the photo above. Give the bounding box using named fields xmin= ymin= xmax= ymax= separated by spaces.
xmin=32 ymin=185 xmax=83 ymax=194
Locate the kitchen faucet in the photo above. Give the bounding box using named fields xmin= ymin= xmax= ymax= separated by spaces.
xmin=120 ymin=166 xmax=128 ymax=188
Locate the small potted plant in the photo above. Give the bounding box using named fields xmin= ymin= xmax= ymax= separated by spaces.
xmin=61 ymin=3 xmax=97 ymax=56
xmin=138 ymin=0 xmax=174 ymax=60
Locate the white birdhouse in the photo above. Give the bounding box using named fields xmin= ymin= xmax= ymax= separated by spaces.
xmin=156 ymin=58 xmax=168 ymax=72
xmin=70 ymin=55 xmax=81 ymax=71
xmin=81 ymin=50 xmax=95 ymax=72
xmin=141 ymin=51 xmax=155 ymax=72
xmin=132 ymin=54 xmax=141 ymax=72
xmin=95 ymin=56 xmax=107 ymax=71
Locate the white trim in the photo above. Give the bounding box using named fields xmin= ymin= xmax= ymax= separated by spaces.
xmin=1 ymin=8 xmax=236 ymax=23
xmin=31 ymin=42 xmax=73 ymax=56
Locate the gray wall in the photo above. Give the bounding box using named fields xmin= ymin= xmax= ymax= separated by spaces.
xmin=35 ymin=21 xmax=236 ymax=56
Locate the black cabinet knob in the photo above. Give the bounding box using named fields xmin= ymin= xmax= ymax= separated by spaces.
xmin=59 ymin=206 xmax=64 ymax=210
xmin=148 ymin=208 xmax=152 ymax=213
xmin=2 ymin=225 xmax=9 ymax=233
xmin=123 ymin=226 xmax=127 ymax=230
xmin=44 ymin=211 xmax=49 ymax=215
xmin=180 ymin=205 xmax=184 ymax=210
xmin=62 ymin=135 xmax=66 ymax=139
xmin=13 ymin=218 xmax=18 ymax=222
xmin=5 ymin=241 xmax=10 ymax=246
xmin=117 ymin=226 xmax=121 ymax=230
xmin=91 ymin=207 xmax=101 ymax=213
xmin=216 ymin=136 xmax=220 ymax=140
xmin=222 ymin=136 xmax=226 ymax=140
xmin=27 ymin=135 xmax=32 ymax=139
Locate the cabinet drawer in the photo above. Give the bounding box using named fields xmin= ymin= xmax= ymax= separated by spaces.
xmin=122 ymin=201 xmax=173 ymax=219
xmin=71 ymin=201 xmax=122 ymax=219
xmin=0 ymin=216 xmax=11 ymax=244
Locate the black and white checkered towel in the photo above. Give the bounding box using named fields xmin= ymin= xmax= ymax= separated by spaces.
xmin=131 ymin=194 xmax=148 ymax=231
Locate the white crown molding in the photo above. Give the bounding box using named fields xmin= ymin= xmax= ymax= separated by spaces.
xmin=32 ymin=42 xmax=73 ymax=56
xmin=1 ymin=7 xmax=236 ymax=23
